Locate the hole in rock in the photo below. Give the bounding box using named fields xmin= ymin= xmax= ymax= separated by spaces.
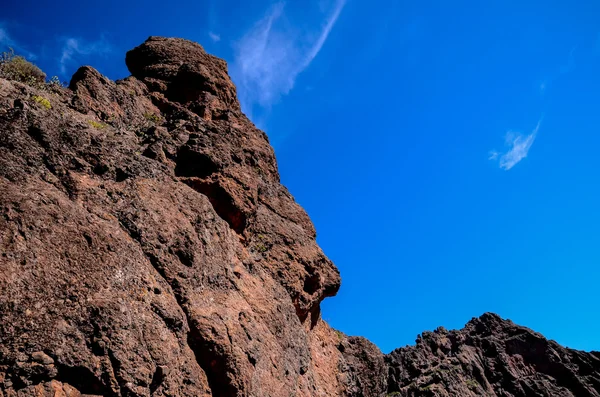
xmin=175 ymin=147 xmax=219 ymax=178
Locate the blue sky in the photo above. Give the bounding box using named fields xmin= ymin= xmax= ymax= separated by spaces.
xmin=2 ymin=0 xmax=600 ymax=353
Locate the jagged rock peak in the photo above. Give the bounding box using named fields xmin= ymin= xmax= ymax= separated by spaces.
xmin=125 ymin=36 xmax=240 ymax=113
xmin=386 ymin=313 xmax=600 ymax=396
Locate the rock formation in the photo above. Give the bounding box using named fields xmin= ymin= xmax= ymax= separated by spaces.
xmin=386 ymin=313 xmax=600 ymax=396
xmin=0 ymin=37 xmax=598 ymax=396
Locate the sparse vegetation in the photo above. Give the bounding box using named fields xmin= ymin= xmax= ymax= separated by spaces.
xmin=31 ymin=95 xmax=51 ymax=109
xmin=144 ymin=112 xmax=162 ymax=124
xmin=419 ymin=384 xmax=434 ymax=392
xmin=88 ymin=120 xmax=107 ymax=129
xmin=466 ymin=379 xmax=478 ymax=390
xmin=135 ymin=130 xmax=148 ymax=139
xmin=46 ymin=75 xmax=66 ymax=89
xmin=254 ymin=166 xmax=265 ymax=176
xmin=48 ymin=75 xmax=61 ymax=86
xmin=0 ymin=49 xmax=45 ymax=86
xmin=254 ymin=234 xmax=269 ymax=253
xmin=0 ymin=49 xmax=65 ymax=91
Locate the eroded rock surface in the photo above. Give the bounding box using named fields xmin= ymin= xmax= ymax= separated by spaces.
xmin=386 ymin=313 xmax=600 ymax=396
xmin=0 ymin=37 xmax=598 ymax=397
xmin=0 ymin=36 xmax=344 ymax=397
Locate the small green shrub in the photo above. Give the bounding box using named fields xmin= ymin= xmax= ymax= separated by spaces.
xmin=0 ymin=49 xmax=65 ymax=91
xmin=143 ymin=112 xmax=162 ymax=123
xmin=47 ymin=75 xmax=66 ymax=89
xmin=0 ymin=49 xmax=46 ymax=86
xmin=88 ymin=120 xmax=107 ymax=129
xmin=466 ymin=379 xmax=478 ymax=390
xmin=48 ymin=75 xmax=61 ymax=85
xmin=31 ymin=95 xmax=51 ymax=109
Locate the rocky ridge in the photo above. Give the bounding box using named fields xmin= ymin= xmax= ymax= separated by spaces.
xmin=0 ymin=37 xmax=598 ymax=397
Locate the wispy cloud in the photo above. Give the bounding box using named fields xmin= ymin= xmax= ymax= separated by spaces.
xmin=208 ymin=0 xmax=220 ymax=43
xmin=489 ymin=119 xmax=542 ymax=171
xmin=488 ymin=151 xmax=499 ymax=161
xmin=0 ymin=28 xmax=9 ymax=46
xmin=209 ymin=32 xmax=221 ymax=42
xmin=231 ymin=0 xmax=346 ymax=113
xmin=0 ymin=24 xmax=36 ymax=60
xmin=300 ymin=0 xmax=345 ymax=71
xmin=59 ymin=36 xmax=111 ymax=74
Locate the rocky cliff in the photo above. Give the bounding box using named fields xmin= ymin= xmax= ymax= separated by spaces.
xmin=0 ymin=37 xmax=598 ymax=397
xmin=386 ymin=313 xmax=600 ymax=396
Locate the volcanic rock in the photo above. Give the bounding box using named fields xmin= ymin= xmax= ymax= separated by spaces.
xmin=0 ymin=36 xmax=598 ymax=397
xmin=386 ymin=313 xmax=600 ymax=396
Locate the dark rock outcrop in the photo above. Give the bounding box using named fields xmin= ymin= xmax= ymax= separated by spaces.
xmin=0 ymin=36 xmax=598 ymax=397
xmin=386 ymin=313 xmax=600 ymax=396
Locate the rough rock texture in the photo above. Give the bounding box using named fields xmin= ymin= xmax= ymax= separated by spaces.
xmin=0 ymin=36 xmax=598 ymax=397
xmin=386 ymin=313 xmax=600 ymax=396
xmin=0 ymin=36 xmax=345 ymax=397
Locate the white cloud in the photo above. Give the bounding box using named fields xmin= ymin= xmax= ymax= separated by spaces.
xmin=0 ymin=25 xmax=36 ymax=60
xmin=300 ymin=0 xmax=345 ymax=71
xmin=490 ymin=120 xmax=542 ymax=171
xmin=0 ymin=26 xmax=17 ymax=50
xmin=209 ymin=32 xmax=221 ymax=42
xmin=59 ymin=36 xmax=111 ymax=74
xmin=231 ymin=0 xmax=346 ymax=113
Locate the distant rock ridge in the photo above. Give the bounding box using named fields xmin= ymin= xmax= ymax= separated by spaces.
xmin=386 ymin=313 xmax=600 ymax=396
xmin=0 ymin=36 xmax=598 ymax=396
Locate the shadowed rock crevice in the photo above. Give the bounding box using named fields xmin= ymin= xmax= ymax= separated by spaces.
xmin=174 ymin=146 xmax=220 ymax=178
xmin=186 ymin=320 xmax=240 ymax=397
xmin=54 ymin=364 xmax=107 ymax=395
xmin=26 ymin=125 xmax=50 ymax=149
xmin=105 ymin=349 xmax=129 ymax=397
xmin=181 ymin=178 xmax=247 ymax=234
xmin=117 ymin=214 xmax=240 ymax=397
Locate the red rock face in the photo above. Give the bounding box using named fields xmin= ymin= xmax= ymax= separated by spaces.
xmin=0 ymin=36 xmax=344 ymax=397
xmin=0 ymin=37 xmax=598 ymax=397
